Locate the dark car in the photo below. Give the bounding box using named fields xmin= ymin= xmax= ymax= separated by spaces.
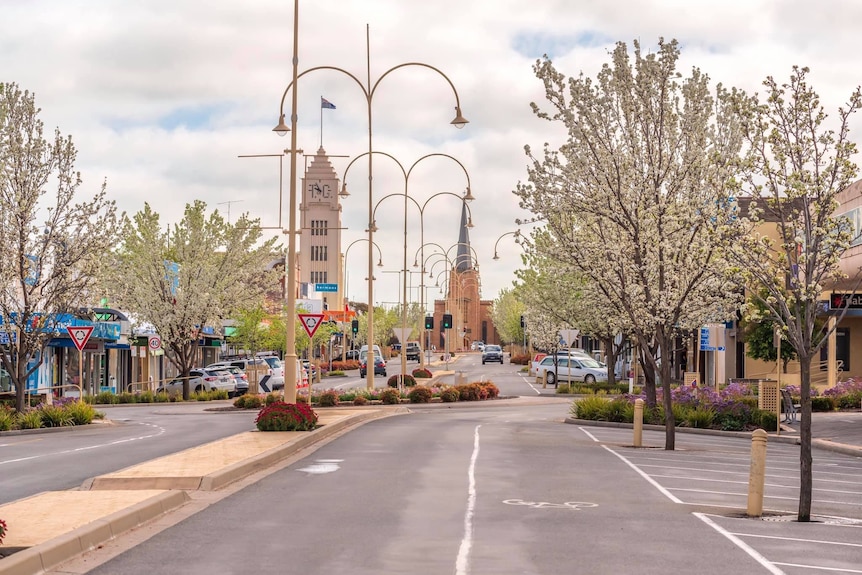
xmin=344 ymin=349 xmax=360 ymax=361
xmin=481 ymin=345 xmax=504 ymax=364
xmin=359 ymin=352 xmax=386 ymax=378
xmin=405 ymin=342 xmax=421 ymax=362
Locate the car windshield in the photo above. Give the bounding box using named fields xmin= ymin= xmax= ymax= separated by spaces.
xmin=577 ymin=358 xmax=603 ymax=369
xmin=261 ymin=357 xmax=282 ymax=369
xmin=485 ymin=345 xmax=501 ymax=352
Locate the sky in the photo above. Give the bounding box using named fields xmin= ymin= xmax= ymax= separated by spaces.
xmin=3 ymin=0 xmax=862 ymax=311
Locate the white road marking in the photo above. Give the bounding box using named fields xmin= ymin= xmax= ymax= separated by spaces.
xmin=694 ymin=513 xmax=786 ymax=574
xmin=0 ymin=422 xmax=165 ymax=466
xmin=773 ymin=562 xmax=862 ymax=573
xmin=455 ymin=424 xmax=481 ymax=575
xmin=731 ymin=532 xmax=862 ymax=548
xmin=297 ymin=459 xmax=342 ymax=474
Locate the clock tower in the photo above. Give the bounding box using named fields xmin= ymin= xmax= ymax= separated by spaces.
xmin=299 ymin=147 xmax=343 ymax=311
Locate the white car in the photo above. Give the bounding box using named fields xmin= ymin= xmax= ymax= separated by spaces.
xmin=158 ymin=368 xmax=236 ymax=395
xmin=535 ymin=355 xmax=608 ymax=386
xmin=258 ymin=355 xmax=285 ymax=389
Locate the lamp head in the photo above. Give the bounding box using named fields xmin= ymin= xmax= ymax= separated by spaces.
xmin=369 ymin=221 xmax=378 ymax=233
xmin=451 ymin=106 xmax=469 ymax=129
xmin=377 ymin=258 xmax=384 ymax=267
xmin=463 ymin=187 xmax=475 ymax=202
xmin=493 ymin=252 xmax=500 ymax=261
xmin=272 ymin=114 xmax=290 ymax=137
xmin=467 ymin=217 xmax=474 ymax=229
xmin=339 ymin=182 xmax=349 ymax=198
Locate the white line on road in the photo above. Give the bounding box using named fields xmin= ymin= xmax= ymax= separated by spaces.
xmin=694 ymin=513 xmax=786 ymax=574
xmin=455 ymin=424 xmax=481 ymax=575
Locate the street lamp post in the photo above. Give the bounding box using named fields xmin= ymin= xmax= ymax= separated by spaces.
xmin=493 ymin=230 xmax=521 ymax=260
xmin=274 ymin=26 xmax=468 ymax=391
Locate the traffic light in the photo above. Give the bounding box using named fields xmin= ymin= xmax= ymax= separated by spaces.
xmin=351 ymin=319 xmax=359 ymax=334
xmin=425 ymin=316 xmax=434 ymax=330
xmin=520 ymin=315 xmax=525 ymax=328
xmin=442 ymin=314 xmax=453 ymax=329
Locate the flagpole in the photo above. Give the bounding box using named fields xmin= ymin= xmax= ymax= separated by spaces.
xmin=320 ymin=96 xmax=323 ymax=147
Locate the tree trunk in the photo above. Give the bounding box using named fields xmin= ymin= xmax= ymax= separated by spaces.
xmin=641 ymin=353 xmax=657 ymax=407
xmin=660 ymin=344 xmax=675 ymax=451
xmin=602 ymin=334 xmax=617 ymax=386
xmin=798 ymin=355 xmax=813 ymax=521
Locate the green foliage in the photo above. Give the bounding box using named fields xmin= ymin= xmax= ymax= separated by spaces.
xmin=94 ymin=391 xmax=119 ymax=404
xmin=318 ymin=391 xmax=339 ymax=407
xmin=439 ymin=387 xmax=460 ymax=403
xmin=0 ymin=407 xmax=13 ymax=431
xmin=556 ymin=383 xmax=571 ymax=394
xmin=16 ymin=410 xmax=43 ymax=429
xmin=570 ymin=396 xmax=609 ymax=420
xmin=353 ymin=396 xmax=369 ymax=406
xmin=265 ymin=392 xmax=282 ymax=405
xmin=490 ymin=288 xmax=526 ymax=345
xmin=684 ymin=406 xmax=716 ymax=428
xmin=64 ymin=401 xmax=97 ymax=425
xmin=740 ymin=293 xmax=798 ymax=369
xmin=757 ymin=411 xmax=778 ymax=431
xmin=379 ymin=388 xmax=402 ymax=405
xmin=235 ymin=394 xmax=263 ymax=409
xmin=38 ymin=405 xmax=72 ymax=427
xmin=811 ymin=396 xmax=835 ymax=412
xmin=408 ymin=386 xmax=433 ymax=403
xmin=255 ymin=402 xmax=318 ymax=431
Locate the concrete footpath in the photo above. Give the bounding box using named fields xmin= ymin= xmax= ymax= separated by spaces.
xmin=0 ymin=407 xmax=402 ymax=575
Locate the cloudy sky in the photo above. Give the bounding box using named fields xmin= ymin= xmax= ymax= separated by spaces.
xmin=3 ymin=0 xmax=861 ymax=310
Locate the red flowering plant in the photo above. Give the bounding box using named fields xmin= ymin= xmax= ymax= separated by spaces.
xmin=0 ymin=517 xmax=7 ymax=544
xmin=255 ymin=401 xmax=318 ymax=431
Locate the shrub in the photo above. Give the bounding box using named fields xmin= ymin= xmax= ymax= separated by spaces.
xmin=255 ymin=402 xmax=318 ymax=431
xmin=94 ymin=391 xmax=119 ymax=404
xmin=455 ymin=383 xmax=482 ymax=401
xmin=353 ymin=396 xmax=369 ymax=406
xmin=117 ymin=392 xmax=138 ymax=404
xmin=684 ymin=406 xmax=716 ymax=429
xmin=509 ymin=354 xmax=531 ymax=365
xmin=604 ymin=398 xmax=630 ymax=422
xmin=0 ymin=517 xmax=6 ymax=544
xmin=139 ymin=391 xmax=156 ymax=404
xmin=412 ymin=368 xmax=432 ymax=379
xmin=835 ymin=391 xmax=862 ymax=409
xmin=387 ymin=374 xmax=416 ymax=388
xmin=17 ymin=410 xmax=43 ymax=429
xmin=439 ymin=387 xmax=460 ymax=402
xmin=318 ymin=391 xmax=339 ymax=407
xmin=408 ymin=386 xmax=433 ymax=403
xmin=811 ymin=396 xmax=835 ymax=412
xmin=38 ymin=405 xmax=72 ymax=427
xmin=556 ymin=383 xmax=571 ymax=394
xmin=571 ymin=396 xmax=608 ymax=419
xmin=379 ymin=388 xmax=402 ymax=404
xmin=64 ymin=401 xmax=98 ymax=425
xmin=757 ymin=410 xmax=778 ymax=431
xmin=0 ymin=408 xmax=14 ymax=431
xmin=233 ymin=395 xmax=248 ymax=408
xmin=480 ymin=382 xmax=500 ymax=399
xmin=243 ymin=395 xmax=264 ymax=409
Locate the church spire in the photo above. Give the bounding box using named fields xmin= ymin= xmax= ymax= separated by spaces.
xmin=455 ymin=202 xmax=472 ymax=272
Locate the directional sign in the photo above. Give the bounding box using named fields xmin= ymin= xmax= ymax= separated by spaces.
xmin=298 ymin=313 xmax=326 ymax=338
xmin=314 ymin=283 xmax=338 ymax=292
xmin=66 ymin=326 xmax=94 ymax=351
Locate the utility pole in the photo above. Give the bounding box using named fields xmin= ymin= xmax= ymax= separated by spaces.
xmin=217 ymin=200 xmax=244 ymax=224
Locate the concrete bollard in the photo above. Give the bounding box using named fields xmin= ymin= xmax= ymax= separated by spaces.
xmin=542 ymin=371 xmax=548 ymax=389
xmin=747 ymin=429 xmax=768 ymax=517
xmin=633 ymin=398 xmax=644 ymax=447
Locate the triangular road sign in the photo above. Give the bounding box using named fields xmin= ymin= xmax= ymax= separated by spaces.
xmin=66 ymin=326 xmax=94 ymax=351
xmin=298 ymin=313 xmax=326 ymax=338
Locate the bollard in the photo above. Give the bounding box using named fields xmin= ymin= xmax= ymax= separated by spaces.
xmin=747 ymin=429 xmax=768 ymax=517
xmin=542 ymin=371 xmax=548 ymax=389
xmin=633 ymin=398 xmax=644 ymax=447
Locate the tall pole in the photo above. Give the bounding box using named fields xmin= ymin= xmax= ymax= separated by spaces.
xmin=284 ymin=0 xmax=301 ymax=403
xmin=365 ymin=25 xmax=376 ymax=390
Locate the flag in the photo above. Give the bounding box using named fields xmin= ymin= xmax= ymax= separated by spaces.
xmin=321 ymin=97 xmax=336 ymax=110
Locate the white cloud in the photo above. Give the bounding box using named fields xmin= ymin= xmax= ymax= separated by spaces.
xmin=3 ymin=0 xmax=861 ymax=308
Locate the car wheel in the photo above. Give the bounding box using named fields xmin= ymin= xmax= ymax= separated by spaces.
xmin=360 ymin=373 xmax=365 ymax=379
xmin=482 ymin=360 xmax=486 ymax=365
xmin=585 ymin=374 xmax=596 ymax=384
xmin=195 ymin=385 xmax=204 ymax=393
xmin=546 ymin=372 xmax=556 ymax=385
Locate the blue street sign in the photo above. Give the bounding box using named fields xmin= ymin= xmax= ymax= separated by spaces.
xmin=315 ymin=283 xmax=338 ymax=292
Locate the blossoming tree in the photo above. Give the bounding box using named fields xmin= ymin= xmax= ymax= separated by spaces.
xmin=0 ymin=83 xmax=117 ymax=412
xmin=515 ymin=39 xmax=744 ymax=450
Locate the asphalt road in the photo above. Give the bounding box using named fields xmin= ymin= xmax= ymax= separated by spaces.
xmin=0 ymin=403 xmax=258 ymax=504
xmin=77 ymin=399 xmax=862 ymax=575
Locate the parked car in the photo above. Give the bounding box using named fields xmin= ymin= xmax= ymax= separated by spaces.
xmin=217 ymin=358 xmax=281 ymax=391
xmin=343 ymin=349 xmax=360 ymax=361
xmin=205 ymin=363 xmax=249 ymax=396
xmin=302 ymin=360 xmax=317 ymax=378
xmin=535 ymin=355 xmax=608 ymax=386
xmin=471 ymin=341 xmax=485 ymax=351
xmin=405 ymin=341 xmax=422 ymax=362
xmin=158 ymin=368 xmax=236 ymax=395
xmin=359 ymin=351 xmax=386 ymax=378
xmin=482 ymin=344 xmax=504 ymax=364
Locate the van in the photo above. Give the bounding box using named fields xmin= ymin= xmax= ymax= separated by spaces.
xmin=405 ymin=341 xmax=421 ymax=362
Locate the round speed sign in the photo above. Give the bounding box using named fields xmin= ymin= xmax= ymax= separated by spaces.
xmin=148 ymin=336 xmax=162 ymax=351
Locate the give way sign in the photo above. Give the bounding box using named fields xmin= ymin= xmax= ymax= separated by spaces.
xmin=66 ymin=326 xmax=94 ymax=351
xmin=298 ymin=313 xmax=326 ymax=338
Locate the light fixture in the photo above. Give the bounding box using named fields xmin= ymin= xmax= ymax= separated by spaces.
xmin=377 ymin=258 xmax=384 ymax=267
xmin=272 ymin=114 xmax=289 ymax=136
xmin=463 ymin=187 xmax=475 ymax=202
xmin=467 ymin=217 xmax=474 ymax=229
xmin=493 ymin=251 xmax=499 ymax=261
xmin=369 ymin=221 xmax=378 ymax=233
xmin=451 ymin=106 xmax=469 ymax=129
xmin=339 ymin=183 xmax=349 ymax=198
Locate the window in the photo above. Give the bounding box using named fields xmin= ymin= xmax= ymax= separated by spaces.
xmin=311 ymin=246 xmax=329 ymax=262
xmin=311 ymin=220 xmax=329 ymax=237
xmin=310 ymin=271 xmax=328 ymax=284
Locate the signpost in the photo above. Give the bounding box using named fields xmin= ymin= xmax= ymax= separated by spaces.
xmin=66 ymin=326 xmax=94 ymax=400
